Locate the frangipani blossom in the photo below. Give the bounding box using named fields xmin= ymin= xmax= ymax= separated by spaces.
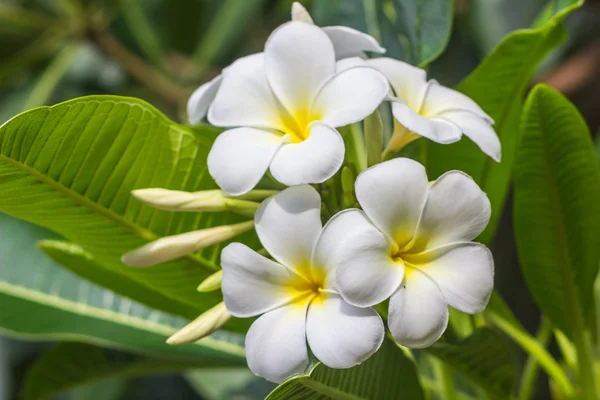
xmin=351 ymin=57 xmax=500 ymax=161
xmin=221 ymin=185 xmax=384 ymax=383
xmin=205 ymin=22 xmax=388 ymax=195
xmin=325 ymin=158 xmax=494 ymax=348
xmin=187 ymin=2 xmax=385 ymax=124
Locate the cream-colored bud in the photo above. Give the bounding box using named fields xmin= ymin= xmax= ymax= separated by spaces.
xmin=167 ymin=302 xmax=231 ymax=345
xmin=291 ymin=2 xmax=314 ymax=24
xmin=132 ymin=188 xmax=261 ymax=216
xmin=122 ymin=220 xmax=254 ymax=267
xmin=382 ymin=122 xmax=420 ymax=160
xmin=197 ymin=270 xmax=223 ymax=292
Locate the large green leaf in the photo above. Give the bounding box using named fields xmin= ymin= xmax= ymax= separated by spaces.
xmin=380 ymin=0 xmax=453 ymax=66
xmin=513 ymin=84 xmax=600 ymax=337
xmin=312 ymin=0 xmax=453 ymax=67
xmin=427 ymin=328 xmax=516 ymax=397
xmin=0 ymin=95 xmax=255 ymax=317
xmin=265 ymin=339 xmax=424 ymax=400
xmin=0 ymin=213 xmax=245 ymax=361
xmin=425 ymin=0 xmax=582 ymax=243
xmin=23 ymin=342 xmax=232 ymax=400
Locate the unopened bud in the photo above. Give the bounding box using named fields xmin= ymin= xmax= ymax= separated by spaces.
xmin=122 ymin=221 xmax=254 ymax=267
xmin=132 ymin=188 xmax=260 ymax=216
xmin=197 ymin=270 xmax=223 ymax=292
xmin=382 ymin=121 xmax=420 ymax=160
xmin=291 ymin=2 xmax=314 ymax=24
xmin=167 ymin=302 xmax=231 ymax=345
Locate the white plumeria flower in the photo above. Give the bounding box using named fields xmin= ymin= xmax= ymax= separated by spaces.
xmin=325 ymin=158 xmax=494 ymax=348
xmin=340 ymin=57 xmax=501 ymax=161
xmin=187 ymin=2 xmax=385 ymax=124
xmin=221 ymin=185 xmax=384 ymax=383
xmin=203 ymin=22 xmax=388 ymax=196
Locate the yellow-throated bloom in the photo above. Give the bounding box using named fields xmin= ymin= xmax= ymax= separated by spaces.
xmin=221 ymin=186 xmax=384 ymax=383
xmin=325 ymin=158 xmax=494 ymax=348
xmin=187 ymin=2 xmax=385 ymax=125
xmin=198 ymin=21 xmax=388 ymax=196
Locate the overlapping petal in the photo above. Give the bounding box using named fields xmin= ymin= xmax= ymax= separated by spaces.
xmin=312 ymin=67 xmax=389 ymax=128
xmin=355 ymin=158 xmax=429 ymax=247
xmin=388 ymin=268 xmax=449 ymax=348
xmin=265 ymin=21 xmax=335 ymax=117
xmin=306 ymin=294 xmax=384 ymax=369
xmin=404 ymin=243 xmax=494 ymax=314
xmin=208 ymin=53 xmax=287 ymax=130
xmin=420 ymin=81 xmax=492 ymax=122
xmin=207 ymin=127 xmax=284 ymax=196
xmin=322 ymin=26 xmax=385 ymax=59
xmin=221 ymin=243 xmax=300 ymax=318
xmin=187 ymin=75 xmax=222 ymax=124
xmin=255 ymin=185 xmax=322 ymax=269
xmin=440 ymin=111 xmax=501 ymax=162
xmin=269 ymin=123 xmax=344 ymax=186
xmin=368 ymin=58 xmax=428 ymax=110
xmin=391 ymin=102 xmax=462 ymax=144
xmin=245 ymin=302 xmax=310 ymax=383
xmin=329 ymin=210 xmax=403 ymax=307
xmin=410 ymin=171 xmax=491 ymax=252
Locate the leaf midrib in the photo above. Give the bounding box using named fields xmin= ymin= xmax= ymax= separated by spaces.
xmin=0 ymin=154 xmax=218 ymax=272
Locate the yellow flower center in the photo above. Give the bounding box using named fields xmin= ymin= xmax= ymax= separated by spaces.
xmin=279 ymin=107 xmax=321 ymax=143
xmin=287 ymin=263 xmax=328 ymax=307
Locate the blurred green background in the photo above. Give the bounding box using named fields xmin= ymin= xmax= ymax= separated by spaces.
xmin=0 ymin=0 xmax=599 ymax=399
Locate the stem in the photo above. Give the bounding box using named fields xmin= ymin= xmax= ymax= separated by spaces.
xmin=518 ymin=317 xmax=553 ymax=400
xmin=347 ymin=123 xmax=367 ymax=172
xmin=89 ymin=29 xmax=188 ymax=105
xmin=24 ymin=43 xmax=79 ymax=109
xmin=486 ymin=312 xmax=575 ymax=398
xmin=571 ymin=315 xmax=597 ymax=400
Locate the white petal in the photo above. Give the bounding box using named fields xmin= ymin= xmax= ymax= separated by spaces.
xmin=207 ymin=127 xmax=283 ymax=196
xmin=245 ymin=303 xmax=309 ymax=383
xmin=188 ymin=75 xmax=222 ymax=124
xmin=441 ymin=111 xmax=501 ymax=162
xmin=291 ymin=2 xmax=314 ymax=24
xmin=355 ymin=158 xmax=429 ymax=248
xmin=207 ymin=53 xmax=286 ymax=130
xmin=391 ymin=102 xmax=461 ymax=144
xmin=307 ymin=294 xmax=384 ymax=368
xmin=420 ymin=81 xmax=492 ymax=122
xmin=388 ymin=268 xmax=448 ymax=348
xmin=335 ymin=57 xmax=368 ymax=72
xmin=322 ymin=26 xmax=385 ymax=60
xmin=367 ymin=58 xmax=428 ymax=110
xmin=405 ymin=242 xmax=494 ymax=314
xmin=331 ymin=210 xmax=404 ymax=307
xmin=221 ymin=243 xmax=299 ymax=318
xmin=312 ymin=67 xmax=388 ymax=128
xmin=269 ymin=123 xmax=344 ymax=186
xmin=265 ymin=21 xmax=335 ymax=116
xmin=410 ymin=171 xmax=491 ymax=252
xmin=255 ymin=185 xmax=322 ymax=269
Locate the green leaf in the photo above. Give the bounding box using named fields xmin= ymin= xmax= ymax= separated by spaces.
xmin=425 ymin=0 xmax=582 ymax=244
xmin=265 ymin=339 xmax=424 ymax=400
xmin=0 ymin=213 xmax=245 ymax=361
xmin=23 ymin=342 xmax=232 ymax=400
xmin=186 ymin=368 xmax=273 ymax=400
xmin=0 ymin=95 xmax=256 ymax=317
xmin=426 ymin=328 xmax=516 ymax=397
xmin=513 ymin=84 xmax=600 ymax=337
xmin=381 ymin=0 xmax=454 ymax=66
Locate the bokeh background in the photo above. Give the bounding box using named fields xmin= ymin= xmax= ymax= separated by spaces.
xmin=0 ymin=0 xmax=599 ymax=399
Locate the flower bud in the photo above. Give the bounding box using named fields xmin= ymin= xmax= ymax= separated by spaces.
xmin=382 ymin=122 xmax=420 ymax=159
xmin=132 ymin=188 xmax=260 ymax=216
xmin=197 ymin=270 xmax=222 ymax=292
xmin=291 ymin=2 xmax=314 ymax=24
xmin=122 ymin=220 xmax=254 ymax=267
xmin=167 ymin=302 xmax=231 ymax=345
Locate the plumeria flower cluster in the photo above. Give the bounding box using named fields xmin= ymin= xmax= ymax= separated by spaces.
xmin=122 ymin=2 xmax=498 ymax=385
